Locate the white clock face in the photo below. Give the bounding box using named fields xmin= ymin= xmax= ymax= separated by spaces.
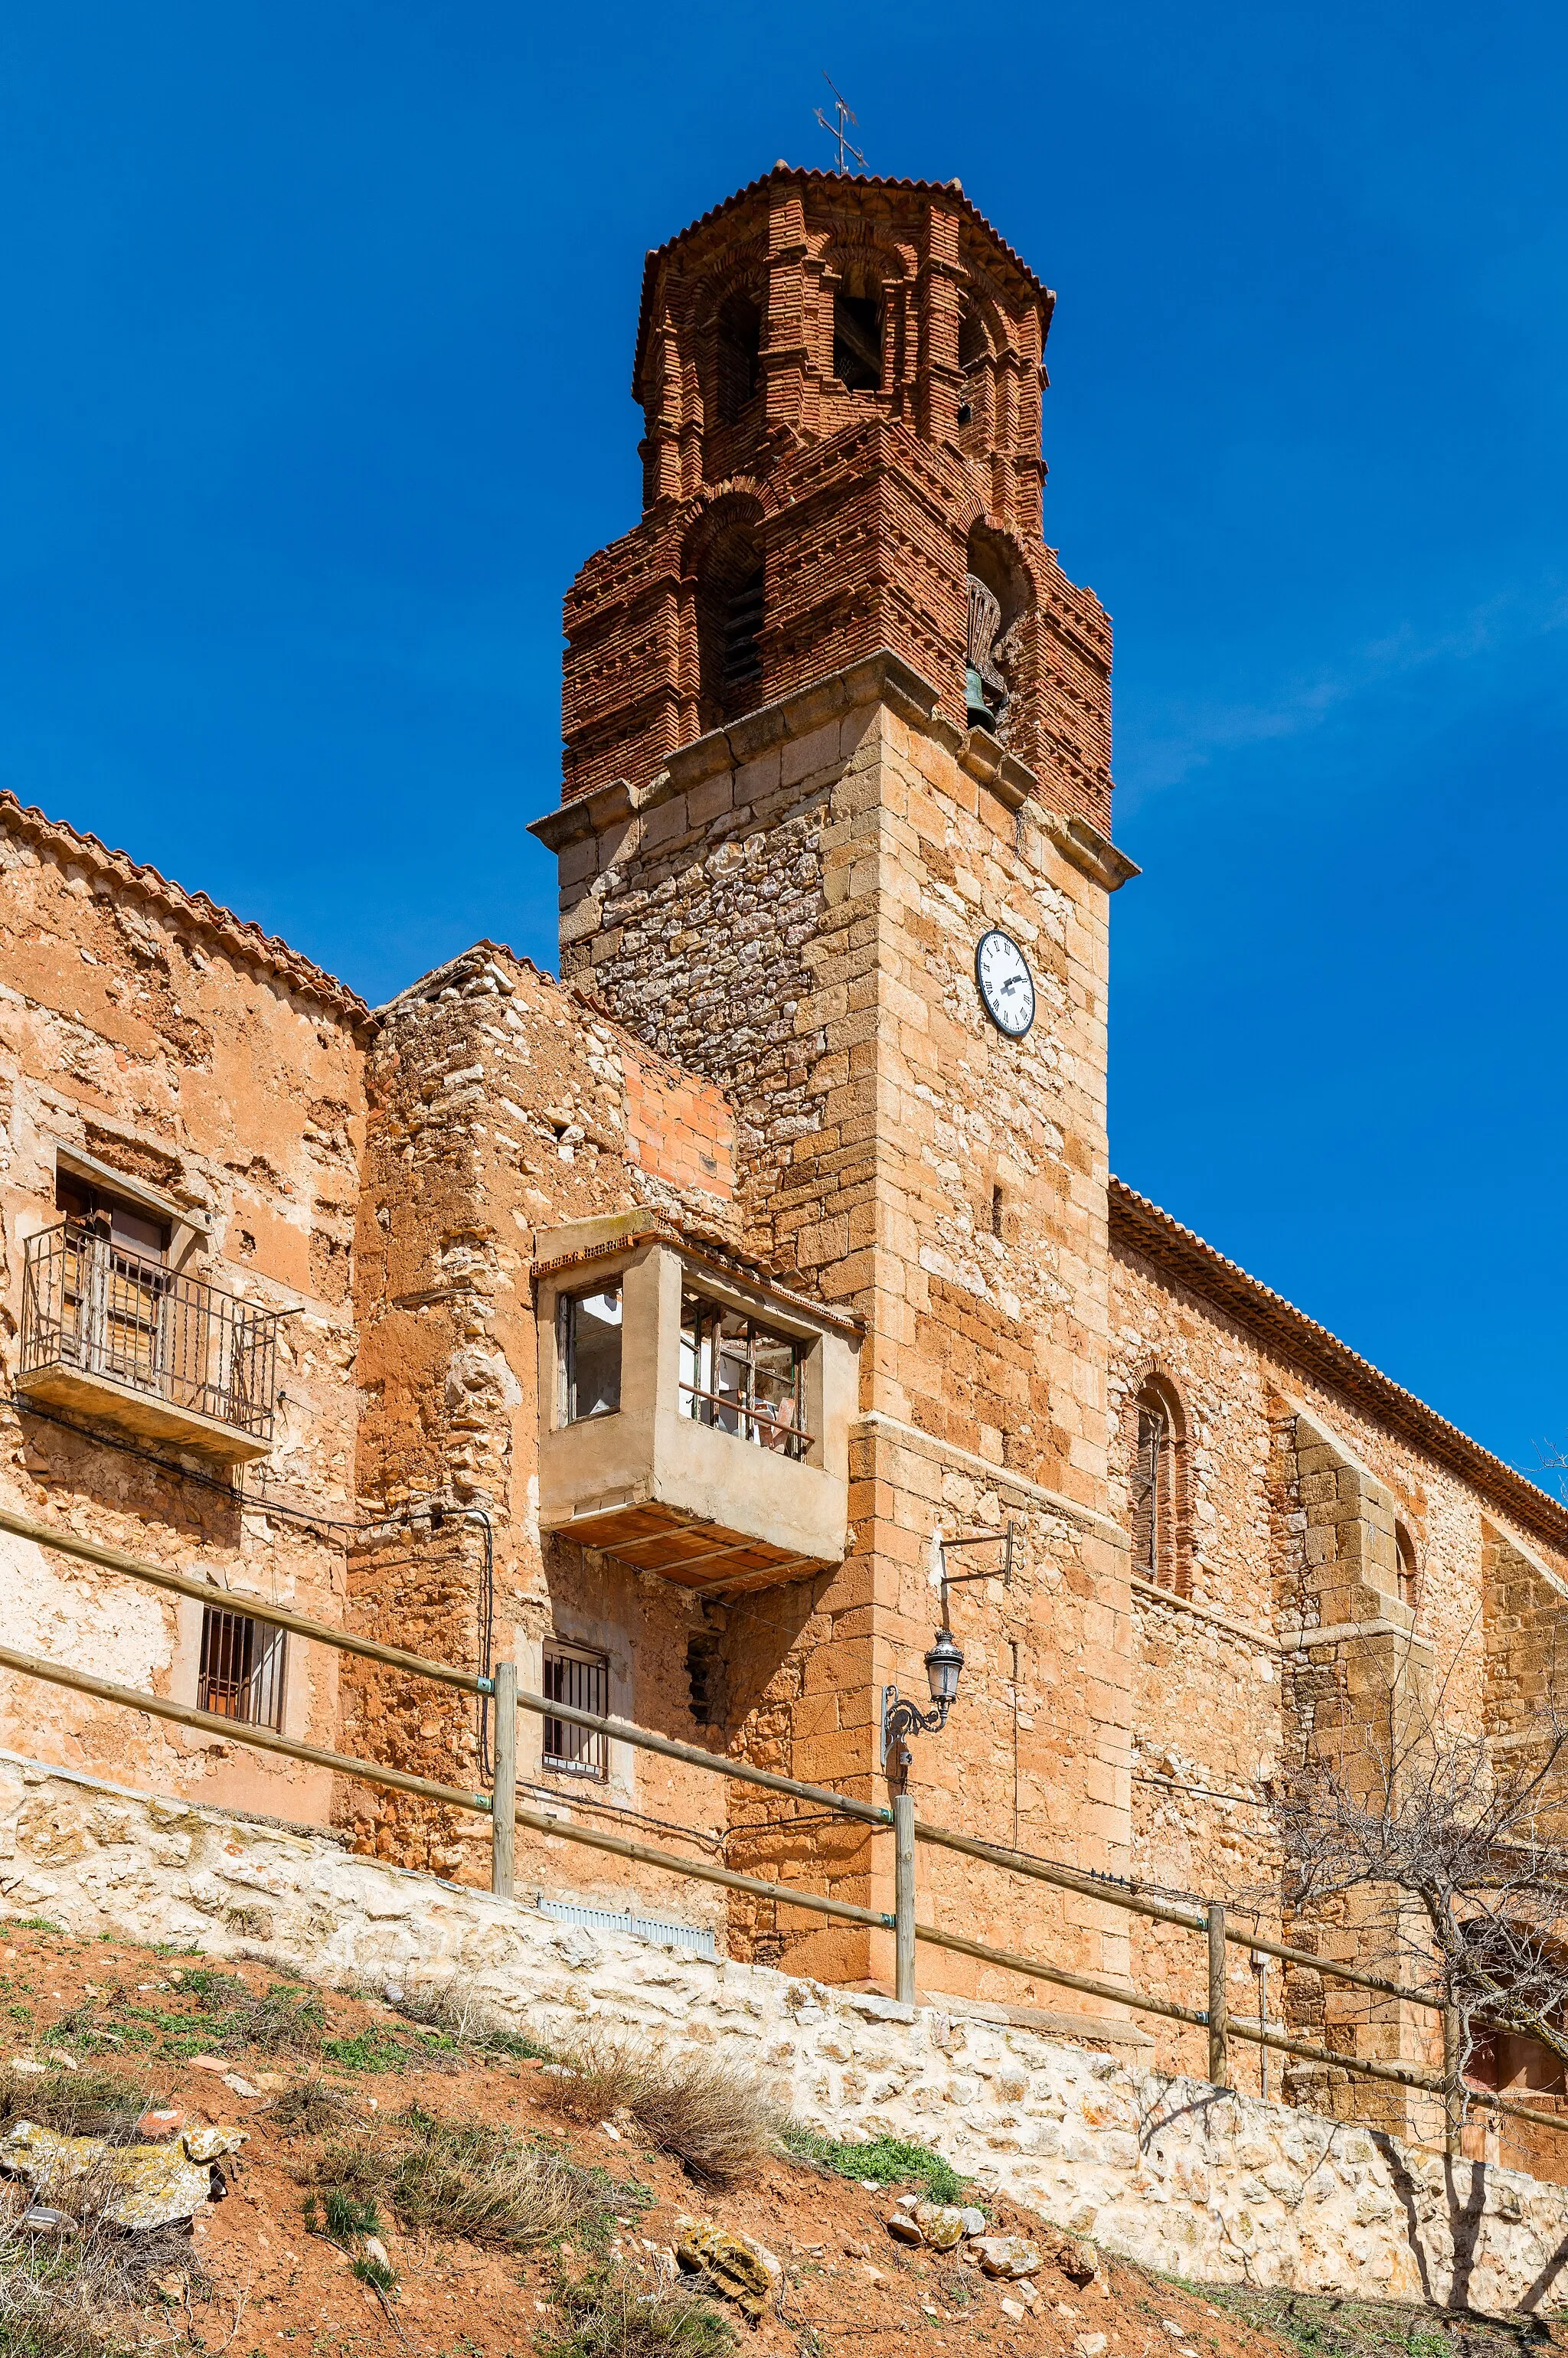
xmin=975 ymin=929 xmax=1036 ymax=1038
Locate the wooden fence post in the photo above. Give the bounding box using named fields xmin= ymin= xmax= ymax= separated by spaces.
xmin=893 ymin=1791 xmax=916 ymax=2004
xmin=1207 ymin=1900 xmax=1230 ymax=2088
xmin=492 ymin=1661 xmax=517 ymax=1902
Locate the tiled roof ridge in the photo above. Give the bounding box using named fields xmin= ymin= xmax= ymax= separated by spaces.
xmin=1109 ymin=1176 xmax=1568 ymax=1548
xmin=634 ymin=164 xmax=1054 ymax=394
xmin=0 ymin=789 xmax=369 ymax=1024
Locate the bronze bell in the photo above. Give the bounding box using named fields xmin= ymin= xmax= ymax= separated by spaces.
xmin=965 ymin=572 xmax=1008 ymax=733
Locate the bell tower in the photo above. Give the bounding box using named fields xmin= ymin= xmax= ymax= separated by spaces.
xmin=532 ymin=167 xmax=1138 ymax=2001
xmin=555 ymin=166 xmax=1113 ymax=831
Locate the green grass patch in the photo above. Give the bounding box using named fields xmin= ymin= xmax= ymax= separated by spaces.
xmin=779 ymin=2126 xmax=967 ymax=2203
xmin=320 ymin=2025 xmax=414 ymax=2073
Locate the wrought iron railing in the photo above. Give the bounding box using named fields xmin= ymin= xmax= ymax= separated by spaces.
xmin=20 ymin=1221 xmax=280 ymax=1445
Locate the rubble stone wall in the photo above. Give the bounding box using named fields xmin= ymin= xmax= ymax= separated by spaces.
xmin=351 ymin=939 xmax=794 ymax=1919
xmin=5 ymin=1751 xmax=1567 ymax=2317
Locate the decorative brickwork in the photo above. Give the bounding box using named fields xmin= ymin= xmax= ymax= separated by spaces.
xmin=561 ymin=168 xmax=1113 ymax=837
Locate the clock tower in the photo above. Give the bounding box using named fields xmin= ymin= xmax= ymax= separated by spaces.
xmin=531 ymin=165 xmax=1138 ymax=1996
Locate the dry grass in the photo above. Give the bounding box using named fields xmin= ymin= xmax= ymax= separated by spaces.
xmin=537 ymin=2036 xmax=779 ymax=2187
xmin=386 ymin=1977 xmax=550 ymax=2062
xmin=266 ymin=2075 xmax=356 ymax=2140
xmin=0 ymin=2164 xmax=211 ymax=2358
xmin=539 ymin=2263 xmax=735 ymax=2358
xmin=302 ymin=2103 xmax=636 ymax=2252
xmin=0 ymin=2068 xmax=158 ymax=2147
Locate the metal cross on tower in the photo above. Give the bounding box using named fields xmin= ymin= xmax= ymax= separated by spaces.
xmin=813 ymin=74 xmax=868 ymax=175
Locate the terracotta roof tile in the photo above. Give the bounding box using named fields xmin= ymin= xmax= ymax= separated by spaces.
xmin=0 ymin=789 xmax=368 ymax=1024
xmin=1110 ymin=1175 xmax=1568 ymax=1550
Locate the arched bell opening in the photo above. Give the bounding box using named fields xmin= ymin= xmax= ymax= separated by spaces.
xmin=694 ymin=514 xmax=767 ymax=733
xmin=831 ymin=260 xmax=885 ymax=393
xmin=964 ymin=524 xmax=1033 ymax=737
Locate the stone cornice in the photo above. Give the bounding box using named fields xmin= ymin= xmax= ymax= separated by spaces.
xmin=530 ymin=649 xmax=1138 ymax=894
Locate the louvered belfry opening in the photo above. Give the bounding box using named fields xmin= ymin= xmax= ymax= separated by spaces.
xmin=721 ymin=567 xmax=765 ymax=704
xmin=695 ymin=518 xmax=766 ymax=730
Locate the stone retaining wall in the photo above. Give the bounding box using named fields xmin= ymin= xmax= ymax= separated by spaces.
xmin=3 ymin=1750 xmax=1566 ymax=2316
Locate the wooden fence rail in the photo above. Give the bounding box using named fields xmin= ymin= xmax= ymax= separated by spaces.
xmin=1 ymin=1503 xmax=1561 ymax=2159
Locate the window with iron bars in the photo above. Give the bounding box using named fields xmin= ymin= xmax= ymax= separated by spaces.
xmin=679 ymin=1291 xmax=808 ymax=1459
xmin=542 ymin=1641 xmax=609 ymax=1779
xmin=198 ymin=1605 xmax=286 ymax=1732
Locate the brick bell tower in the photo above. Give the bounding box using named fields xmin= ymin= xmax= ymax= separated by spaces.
xmin=532 ymin=167 xmax=1139 ymax=2003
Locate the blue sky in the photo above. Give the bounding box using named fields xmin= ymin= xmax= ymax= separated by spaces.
xmin=2 ymin=5 xmax=1565 ymax=1476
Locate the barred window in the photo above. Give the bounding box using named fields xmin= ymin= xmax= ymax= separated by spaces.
xmin=543 ymin=1641 xmax=609 ymax=1780
xmin=198 ymin=1605 xmax=286 ymax=1732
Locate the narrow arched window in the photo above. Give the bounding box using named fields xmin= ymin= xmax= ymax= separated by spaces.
xmin=714 ymin=291 xmax=762 ymax=424
xmin=694 ymin=519 xmax=766 ymax=730
xmin=1396 ymin=1522 xmax=1420 ymax=1612
xmin=958 ymin=299 xmax=989 ymax=371
xmin=834 ymin=286 xmax=883 ymax=390
xmin=1132 ymin=1380 xmax=1187 ymax=1593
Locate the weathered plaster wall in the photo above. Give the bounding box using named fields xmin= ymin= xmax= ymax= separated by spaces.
xmin=5 ymin=1753 xmax=1568 ymax=2319
xmin=0 ymin=795 xmax=366 ymax=1827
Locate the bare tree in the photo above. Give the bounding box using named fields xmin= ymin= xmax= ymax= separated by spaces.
xmin=1279 ymin=1697 xmax=1568 ymax=2076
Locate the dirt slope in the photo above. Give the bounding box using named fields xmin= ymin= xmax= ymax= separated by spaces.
xmin=0 ymin=1919 xmax=1554 ymax=2358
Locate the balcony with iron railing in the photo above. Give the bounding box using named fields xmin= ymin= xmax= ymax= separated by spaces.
xmin=19 ymin=1221 xmax=282 ymax=1463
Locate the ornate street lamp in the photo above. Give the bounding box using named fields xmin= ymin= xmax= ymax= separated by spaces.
xmin=880 ymin=1524 xmax=1014 ymax=1786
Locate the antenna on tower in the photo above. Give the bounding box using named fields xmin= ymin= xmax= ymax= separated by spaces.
xmin=814 ymin=73 xmax=868 ymax=175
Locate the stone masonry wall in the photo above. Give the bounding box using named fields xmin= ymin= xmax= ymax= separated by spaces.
xmin=351 ymin=940 xmax=835 ymax=1934
xmin=546 ymin=654 xmax=1135 ymax=2002
xmin=5 ymin=1751 xmax=1568 ymax=2318
xmin=0 ymin=793 xmax=368 ymax=1831
xmin=1109 ymin=1217 xmax=1568 ymax=2143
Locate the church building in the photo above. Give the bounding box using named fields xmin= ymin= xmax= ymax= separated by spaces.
xmin=2 ymin=165 xmax=1564 ymax=2167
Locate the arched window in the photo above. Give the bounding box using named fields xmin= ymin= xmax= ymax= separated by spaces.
xmin=714 ymin=290 xmax=762 ymax=425
xmin=1396 ymin=1522 xmax=1420 ymax=1612
xmin=958 ymin=298 xmax=989 ymax=371
xmin=833 ymin=283 xmax=883 ymax=390
xmin=1132 ymin=1378 xmax=1187 ymax=1594
xmin=965 ymin=525 xmax=1031 ymax=736
xmin=694 ymin=518 xmax=766 ymax=730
